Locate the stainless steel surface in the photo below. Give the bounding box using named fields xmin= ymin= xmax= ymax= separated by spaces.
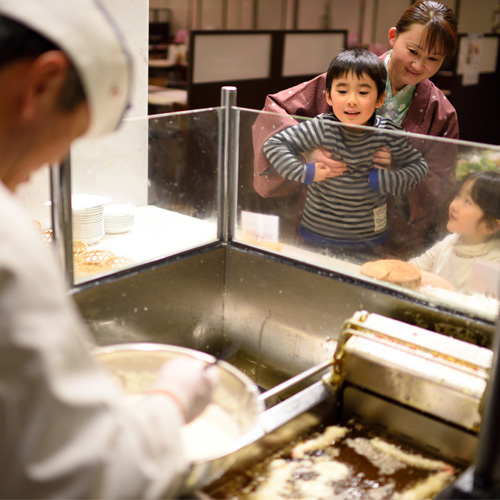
xmin=231 ymin=380 xmax=335 ymax=453
xmin=473 ymin=313 xmax=500 ymax=491
xmin=73 ymin=247 xmax=226 ymax=350
xmin=50 ymin=158 xmax=74 ymax=286
xmin=205 ymin=379 xmax=337 ymax=485
xmin=93 ymin=342 xmax=265 ymax=495
xmin=257 ymin=379 xmax=335 ymax=437
xmin=70 ymin=239 xmax=500 ymax=498
xmin=343 ymin=386 xmax=477 ymax=465
xmin=257 ymin=359 xmax=333 ymax=404
xmin=207 ymin=310 xmax=490 ymax=493
xmin=218 ymin=86 xmax=238 ymax=242
xmin=222 ymin=247 xmax=494 ymax=385
xmin=74 ymin=245 xmax=495 ymax=391
xmin=224 ymin=310 xmax=487 ymax=470
xmin=204 ymin=312 xmax=486 ymax=496
xmin=334 ymin=311 xmax=491 ymax=432
xmin=219 ymin=86 xmax=239 ymax=242
xmin=72 ymin=247 xmax=496 ymax=495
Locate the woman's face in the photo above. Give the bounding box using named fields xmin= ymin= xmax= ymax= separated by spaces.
xmin=387 ymin=23 xmax=445 ymax=92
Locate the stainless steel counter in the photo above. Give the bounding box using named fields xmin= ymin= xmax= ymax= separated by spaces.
xmin=73 ymin=244 xmax=495 ymax=390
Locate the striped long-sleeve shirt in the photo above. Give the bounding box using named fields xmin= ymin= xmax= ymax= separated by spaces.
xmin=263 ymin=112 xmax=428 ymax=244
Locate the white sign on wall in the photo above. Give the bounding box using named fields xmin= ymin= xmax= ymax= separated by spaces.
xmin=459 ymin=34 xmax=483 ymax=86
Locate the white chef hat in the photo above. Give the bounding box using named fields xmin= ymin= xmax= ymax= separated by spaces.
xmin=0 ymin=0 xmax=132 ymax=138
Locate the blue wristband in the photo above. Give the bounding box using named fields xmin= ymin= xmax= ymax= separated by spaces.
xmin=369 ymin=169 xmax=380 ymax=192
xmin=304 ymin=163 xmax=316 ymax=185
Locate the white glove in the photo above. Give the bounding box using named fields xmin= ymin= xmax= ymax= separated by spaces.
xmin=150 ymin=358 xmax=218 ymax=423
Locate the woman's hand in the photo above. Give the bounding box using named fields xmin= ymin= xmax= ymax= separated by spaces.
xmin=303 ymin=147 xmax=346 ymax=177
xmin=313 ymin=162 xmax=331 ymax=182
xmin=373 ymin=146 xmax=392 ymax=170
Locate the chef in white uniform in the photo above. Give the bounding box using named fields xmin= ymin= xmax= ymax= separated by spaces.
xmin=0 ymin=0 xmax=216 ymax=498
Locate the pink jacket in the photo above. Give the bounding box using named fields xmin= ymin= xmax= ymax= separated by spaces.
xmin=252 ymin=54 xmax=459 ymax=257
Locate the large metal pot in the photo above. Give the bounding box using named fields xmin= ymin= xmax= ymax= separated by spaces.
xmin=92 ymin=342 xmax=265 ymax=495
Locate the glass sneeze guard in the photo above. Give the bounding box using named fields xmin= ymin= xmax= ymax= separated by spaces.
xmin=66 ymin=108 xmax=220 ymax=283
xmin=235 ymin=106 xmax=500 ymax=323
xmin=35 ymin=87 xmax=500 ymax=325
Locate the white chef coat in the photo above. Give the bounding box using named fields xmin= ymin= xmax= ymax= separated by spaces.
xmin=0 ymin=182 xmax=189 ymax=499
xmin=410 ymin=233 xmax=500 ymax=294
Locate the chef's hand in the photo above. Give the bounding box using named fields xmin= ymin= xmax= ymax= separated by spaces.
xmin=302 ymin=147 xmax=346 ymax=177
xmin=150 ymin=358 xmax=218 ymax=423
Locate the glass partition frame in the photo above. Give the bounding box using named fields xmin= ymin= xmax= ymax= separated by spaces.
xmin=233 ymin=106 xmax=500 ymax=324
xmin=48 ymin=90 xmax=500 ymax=325
xmin=55 ymin=107 xmax=222 ymax=286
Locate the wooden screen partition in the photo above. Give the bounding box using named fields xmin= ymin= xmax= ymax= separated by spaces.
xmin=453 ymin=34 xmax=500 ymax=145
xmin=188 ymin=29 xmax=347 ymax=110
xmin=432 ymin=33 xmax=500 ymax=145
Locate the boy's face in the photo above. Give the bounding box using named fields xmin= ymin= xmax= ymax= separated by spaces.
xmin=326 ymin=71 xmax=385 ymax=127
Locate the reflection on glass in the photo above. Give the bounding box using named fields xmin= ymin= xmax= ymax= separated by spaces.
xmin=69 ymin=109 xmax=220 ymax=283
xmin=236 ymin=108 xmax=500 ymax=321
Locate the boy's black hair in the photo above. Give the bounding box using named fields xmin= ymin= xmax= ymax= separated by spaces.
xmin=325 ymin=48 xmax=387 ymax=98
xmin=0 ymin=14 xmax=85 ymax=112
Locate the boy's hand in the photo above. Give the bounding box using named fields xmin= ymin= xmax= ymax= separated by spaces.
xmin=373 ymin=146 xmax=392 ymax=169
xmin=303 ymin=147 xmax=346 ymax=177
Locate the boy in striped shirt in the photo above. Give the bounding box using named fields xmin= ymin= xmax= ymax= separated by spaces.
xmin=263 ymin=48 xmax=428 ymax=262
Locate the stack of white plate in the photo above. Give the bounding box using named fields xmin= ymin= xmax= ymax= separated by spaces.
xmin=72 ymin=194 xmax=105 ymax=244
xmin=104 ymin=204 xmax=136 ymax=234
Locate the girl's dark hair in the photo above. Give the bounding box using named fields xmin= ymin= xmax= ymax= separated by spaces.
xmin=463 ymin=170 xmax=500 ymax=233
xmin=0 ymin=15 xmax=85 ymax=112
xmin=396 ymin=0 xmax=458 ymax=64
xmin=325 ymin=48 xmax=387 ymax=98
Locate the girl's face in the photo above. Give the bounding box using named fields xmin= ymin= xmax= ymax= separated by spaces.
xmin=326 ymin=71 xmax=385 ymax=128
xmin=447 ymin=181 xmax=495 ymax=244
xmin=387 ymin=23 xmax=445 ymax=92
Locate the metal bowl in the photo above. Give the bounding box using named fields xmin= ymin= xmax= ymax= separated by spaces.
xmin=92 ymin=342 xmax=264 ymax=494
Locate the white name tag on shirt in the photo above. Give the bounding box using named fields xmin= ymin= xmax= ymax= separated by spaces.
xmin=468 ymin=259 xmax=500 ymax=299
xmin=373 ymin=204 xmax=387 ymax=232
